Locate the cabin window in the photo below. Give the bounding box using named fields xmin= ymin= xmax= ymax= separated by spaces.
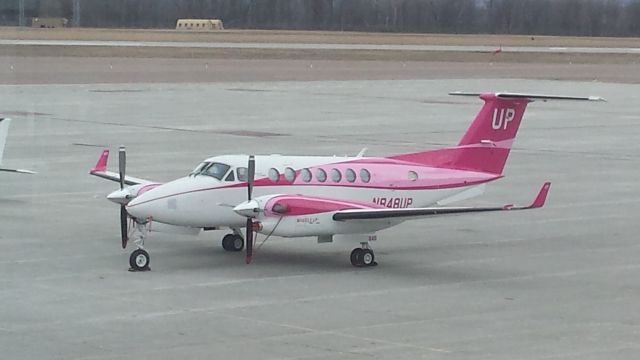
xmin=268 ymin=168 xmax=280 ymax=182
xmin=316 ymin=169 xmax=327 ymax=182
xmin=225 ymin=170 xmax=235 ymax=182
xmin=408 ymin=171 xmax=418 ymax=181
xmin=301 ymin=168 xmax=312 ymax=182
xmin=345 ymin=168 xmax=356 ymax=183
xmin=331 ymin=168 xmax=341 ymax=182
xmin=236 ymin=167 xmax=248 ymax=181
xmin=284 ymin=167 xmax=296 ymax=182
xmin=360 ymin=169 xmax=371 ymax=183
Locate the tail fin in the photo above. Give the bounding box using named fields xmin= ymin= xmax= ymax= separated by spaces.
xmin=457 ymin=93 xmax=529 ymax=148
xmin=0 ymin=118 xmax=35 ymax=174
xmin=390 ymin=92 xmax=604 ymax=174
xmin=0 ymin=118 xmax=11 ymax=165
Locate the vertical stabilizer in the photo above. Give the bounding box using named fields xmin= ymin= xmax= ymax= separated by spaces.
xmin=457 ymin=93 xmax=529 ymax=148
xmin=0 ymin=118 xmax=11 ymax=165
xmin=0 ymin=118 xmax=36 ymax=174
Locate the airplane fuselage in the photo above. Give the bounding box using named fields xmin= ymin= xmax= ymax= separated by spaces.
xmin=126 ymin=154 xmax=500 ymax=229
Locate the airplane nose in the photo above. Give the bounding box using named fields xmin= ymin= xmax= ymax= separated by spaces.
xmin=125 ymin=195 xmax=153 ymax=220
xmin=123 ymin=176 xmax=215 ymax=226
xmin=124 ymin=179 xmax=185 ymax=222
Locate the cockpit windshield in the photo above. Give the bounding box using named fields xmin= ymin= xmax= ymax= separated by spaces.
xmin=190 ymin=162 xmax=208 ymax=175
xmin=190 ymin=162 xmax=231 ymax=180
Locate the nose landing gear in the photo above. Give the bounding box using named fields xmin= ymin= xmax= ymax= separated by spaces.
xmin=129 ymin=248 xmax=150 ymax=271
xmin=128 ymin=219 xmax=151 ymax=272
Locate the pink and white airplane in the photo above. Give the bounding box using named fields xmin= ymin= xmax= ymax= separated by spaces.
xmin=90 ymin=92 xmax=603 ymax=271
xmin=0 ymin=118 xmax=35 ymax=175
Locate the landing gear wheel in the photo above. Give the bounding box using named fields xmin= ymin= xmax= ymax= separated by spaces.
xmin=222 ymin=234 xmax=244 ymax=252
xmin=350 ymin=248 xmax=376 ymax=267
xmin=350 ymin=248 xmax=363 ymax=266
xmin=231 ymin=235 xmax=244 ymax=251
xmin=360 ymin=249 xmax=375 ymax=266
xmin=129 ymin=249 xmax=150 ymax=271
xmin=222 ymin=234 xmax=234 ymax=251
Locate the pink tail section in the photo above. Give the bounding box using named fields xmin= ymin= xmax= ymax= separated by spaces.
xmin=457 ymin=93 xmax=529 ymax=147
xmin=91 ymin=150 xmax=109 ymax=173
xmin=391 ymin=93 xmax=530 ymax=174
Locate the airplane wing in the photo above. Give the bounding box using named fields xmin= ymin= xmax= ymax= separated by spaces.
xmin=0 ymin=118 xmax=36 ymax=174
xmin=242 ymin=182 xmax=550 ymax=227
xmin=0 ymin=167 xmax=36 ymax=174
xmin=89 ymin=149 xmax=154 ymax=185
xmin=333 ymin=182 xmax=550 ymax=221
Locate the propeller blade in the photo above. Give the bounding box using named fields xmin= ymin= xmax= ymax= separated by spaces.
xmin=245 ymin=218 xmax=253 ymax=264
xmin=245 ymin=155 xmax=256 ymax=264
xmin=118 ymin=145 xmax=126 ymax=190
xmin=120 ymin=205 xmax=128 ymax=249
xmin=247 ymin=155 xmax=255 ymax=201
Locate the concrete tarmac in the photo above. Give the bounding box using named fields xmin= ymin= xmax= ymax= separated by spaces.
xmin=0 ymin=79 xmax=639 ymax=359
xmin=3 ymin=57 xmax=640 ymax=85
xmin=3 ymin=39 xmax=640 ymax=54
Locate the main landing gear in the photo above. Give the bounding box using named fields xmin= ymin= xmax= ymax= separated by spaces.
xmin=350 ymin=243 xmax=377 ymax=267
xmin=221 ymin=230 xmax=244 ymax=252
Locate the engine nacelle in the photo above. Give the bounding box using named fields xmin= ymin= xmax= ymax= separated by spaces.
xmin=257 ymin=212 xmax=395 ymax=238
xmin=237 ymin=194 xmax=398 ymax=238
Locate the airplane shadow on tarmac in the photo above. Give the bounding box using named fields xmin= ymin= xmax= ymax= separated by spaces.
xmin=0 ymin=197 xmax=28 ymax=205
xmin=152 ymin=239 xmax=516 ymax=285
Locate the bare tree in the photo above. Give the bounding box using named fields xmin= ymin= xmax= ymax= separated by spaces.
xmin=2 ymin=0 xmax=638 ymax=36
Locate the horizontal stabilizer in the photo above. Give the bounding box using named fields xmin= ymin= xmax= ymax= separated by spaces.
xmin=449 ymin=92 xmax=606 ymax=102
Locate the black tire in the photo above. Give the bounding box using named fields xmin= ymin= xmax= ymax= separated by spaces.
xmin=231 ymin=235 xmax=244 ymax=251
xmin=360 ymin=249 xmax=375 ymax=266
xmin=222 ymin=234 xmax=235 ymax=251
xmin=129 ymin=249 xmax=150 ymax=271
xmin=350 ymin=248 xmax=364 ymax=267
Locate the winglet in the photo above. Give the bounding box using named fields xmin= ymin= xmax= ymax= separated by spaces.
xmin=91 ymin=149 xmax=109 ymax=173
xmin=527 ymin=182 xmax=551 ymax=209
